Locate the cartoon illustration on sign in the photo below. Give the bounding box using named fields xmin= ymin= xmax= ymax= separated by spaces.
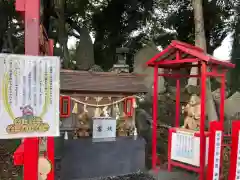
xmin=6 ymin=105 xmax=50 ymax=134
xmin=0 ymin=54 xmax=60 ymax=139
xmin=3 ymin=71 xmax=50 ymax=134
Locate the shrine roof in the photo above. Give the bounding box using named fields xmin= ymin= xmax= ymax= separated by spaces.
xmin=60 ymin=70 xmax=148 ymax=94
xmin=146 ymin=40 xmax=235 ymax=69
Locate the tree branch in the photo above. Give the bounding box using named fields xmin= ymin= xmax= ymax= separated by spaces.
xmin=65 ymin=18 xmax=82 ymax=34
xmin=68 ymin=29 xmax=81 ymax=39
xmin=49 ymin=9 xmax=83 ymax=35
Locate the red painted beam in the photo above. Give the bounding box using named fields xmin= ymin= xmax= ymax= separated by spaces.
xmin=24 ymin=138 xmax=39 ymax=180
xmin=146 ymin=44 xmax=174 ymax=65
xmin=24 ymin=0 xmax=40 ymax=55
xmin=13 ymin=143 xmax=24 ymax=165
xmin=199 ymin=62 xmax=207 ymax=180
xmin=158 ymin=73 xmax=200 ymax=78
xmin=175 ymin=79 xmax=180 ymax=127
xmin=47 ymin=39 xmax=55 ymax=180
xmin=169 ymin=160 xmax=201 ymax=173
xmin=171 ymin=40 xmax=204 ymax=52
xmin=155 ymin=58 xmax=199 ymax=65
xmin=209 ymin=58 xmax=235 ymax=69
xmin=24 ymin=0 xmax=40 ymax=180
xmin=152 ymin=65 xmax=158 ymax=169
xmin=47 ymin=137 xmax=55 ymax=180
xmin=15 ymin=0 xmax=25 ymax=12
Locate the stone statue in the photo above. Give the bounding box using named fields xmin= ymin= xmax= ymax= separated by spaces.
xmin=182 ymin=94 xmax=201 ymax=130
xmin=76 ymin=111 xmax=91 ymax=137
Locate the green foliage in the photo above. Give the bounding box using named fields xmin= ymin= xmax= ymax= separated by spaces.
xmin=165 ymin=0 xmax=234 ymax=53
xmin=230 ymin=2 xmax=240 ymax=92
xmin=0 ymin=0 xmax=24 ymax=53
xmin=92 ymin=0 xmax=154 ymax=69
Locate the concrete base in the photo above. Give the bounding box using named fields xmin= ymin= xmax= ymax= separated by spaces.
xmin=60 ymin=137 xmax=146 ymax=180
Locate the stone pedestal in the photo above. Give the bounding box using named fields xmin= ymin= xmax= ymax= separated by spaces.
xmin=60 ymin=137 xmax=145 ymax=179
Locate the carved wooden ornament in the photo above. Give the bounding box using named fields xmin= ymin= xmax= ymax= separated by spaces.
xmin=38 ymin=156 xmax=52 ymax=180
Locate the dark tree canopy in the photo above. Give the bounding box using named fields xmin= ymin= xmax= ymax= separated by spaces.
xmin=230 ymin=2 xmax=240 ymax=92
xmin=0 ymin=0 xmax=238 ymax=72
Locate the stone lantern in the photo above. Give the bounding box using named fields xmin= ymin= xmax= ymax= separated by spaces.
xmin=112 ymin=47 xmax=130 ymax=73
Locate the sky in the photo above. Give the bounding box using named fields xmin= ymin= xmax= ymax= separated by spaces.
xmin=67 ymin=36 xmax=78 ymax=49
xmin=67 ymin=32 xmax=95 ymax=49
xmin=213 ymin=32 xmax=233 ymax=61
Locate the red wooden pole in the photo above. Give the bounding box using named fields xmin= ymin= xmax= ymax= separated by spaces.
xmin=219 ymin=73 xmax=225 ymax=125
xmin=25 ymin=0 xmax=40 ymax=55
xmin=24 ymin=138 xmax=39 ymax=180
xmin=152 ymin=65 xmax=158 ymax=170
xmin=47 ymin=39 xmax=55 ymax=180
xmin=167 ymin=128 xmax=173 ymax=172
xmin=47 ymin=137 xmax=55 ymax=180
xmin=48 ymin=39 xmax=54 ymax=56
xmin=175 ymin=79 xmax=180 ymax=127
xmin=174 ymin=50 xmax=181 ymax=127
xmin=23 ymin=0 xmax=40 ymax=180
xmin=199 ymin=62 xmax=207 ymax=180
xmin=219 ymin=72 xmax=226 ymax=178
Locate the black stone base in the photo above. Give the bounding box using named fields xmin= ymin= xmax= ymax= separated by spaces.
xmin=60 ymin=137 xmax=146 ymax=180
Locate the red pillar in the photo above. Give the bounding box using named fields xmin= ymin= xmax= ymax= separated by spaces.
xmin=47 ymin=39 xmax=55 ymax=180
xmin=219 ymin=72 xmax=226 ymax=178
xmin=228 ymin=121 xmax=240 ymax=180
xmin=25 ymin=0 xmax=40 ymax=55
xmin=199 ymin=62 xmax=206 ymax=180
xmin=219 ymin=73 xmax=225 ymax=125
xmin=175 ymin=79 xmax=180 ymax=127
xmin=175 ymin=51 xmax=181 ymax=127
xmin=24 ymin=0 xmax=40 ymax=180
xmin=152 ymin=65 xmax=158 ymax=169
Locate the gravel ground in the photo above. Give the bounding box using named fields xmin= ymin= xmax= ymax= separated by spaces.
xmin=87 ymin=172 xmax=156 ymax=180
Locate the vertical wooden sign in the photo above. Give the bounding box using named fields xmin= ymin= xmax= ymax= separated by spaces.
xmin=228 ymin=121 xmax=240 ymax=180
xmin=207 ymin=121 xmax=223 ymax=180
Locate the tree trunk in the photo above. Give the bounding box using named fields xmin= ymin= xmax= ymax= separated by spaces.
xmin=75 ymin=27 xmax=95 ymax=70
xmin=189 ymin=0 xmax=218 ymax=121
xmin=0 ymin=1 xmax=9 ymax=52
xmin=57 ymin=0 xmax=70 ymax=68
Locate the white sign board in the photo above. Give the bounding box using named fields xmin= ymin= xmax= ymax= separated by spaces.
xmin=235 ymin=132 xmax=240 ymax=180
xmin=92 ymin=117 xmax=116 ymax=140
xmin=212 ymin=131 xmax=222 ymax=180
xmin=0 ymin=54 xmax=60 ymax=139
xmin=171 ymin=131 xmax=209 ymax=166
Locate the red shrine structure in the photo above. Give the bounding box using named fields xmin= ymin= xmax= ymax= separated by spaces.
xmin=13 ymin=0 xmax=55 ymax=180
xmin=146 ymin=40 xmax=235 ymax=180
